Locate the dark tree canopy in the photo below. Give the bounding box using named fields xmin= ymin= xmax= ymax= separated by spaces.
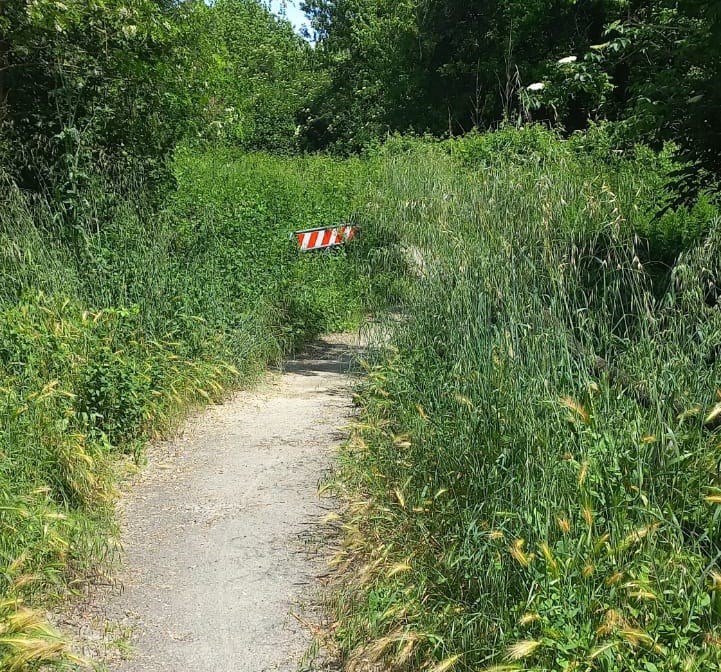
xmin=301 ymin=0 xmax=721 ymax=192
xmin=1 ymin=0 xmax=720 ymax=195
xmin=0 ymin=0 xmax=315 ymax=202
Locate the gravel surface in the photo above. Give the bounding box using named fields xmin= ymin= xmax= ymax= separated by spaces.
xmin=62 ymin=333 xmax=364 ymax=672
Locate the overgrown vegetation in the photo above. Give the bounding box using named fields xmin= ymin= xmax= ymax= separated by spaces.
xmin=330 ymin=127 xmax=721 ymax=672
xmin=303 ymin=0 xmax=721 ymax=198
xmin=3 ymin=0 xmax=721 ymax=669
xmin=0 ymin=151 xmax=371 ymax=668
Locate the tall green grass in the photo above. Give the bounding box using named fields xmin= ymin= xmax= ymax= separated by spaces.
xmin=0 ymin=150 xmax=373 ymax=668
xmin=332 ymin=127 xmax=721 ymax=672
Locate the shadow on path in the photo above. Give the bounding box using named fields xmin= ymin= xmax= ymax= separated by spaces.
xmin=280 ymin=336 xmax=366 ymax=377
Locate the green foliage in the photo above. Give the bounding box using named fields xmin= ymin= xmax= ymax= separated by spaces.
xmin=447 ymin=124 xmax=568 ymax=168
xmin=0 ymin=0 xmax=318 ymax=209
xmin=0 ymin=0 xmax=207 ymax=199
xmin=0 ymin=149 xmax=373 ymax=666
xmin=194 ymin=0 xmax=319 ymax=151
xmin=522 ymin=53 xmax=614 ymax=124
xmin=282 ymin=253 xmax=367 ymax=341
xmin=601 ymin=1 xmax=721 ymax=190
xmin=303 ymin=0 xmax=721 ymax=200
xmin=301 ymin=0 xmax=424 ymax=152
xmin=524 ymin=1 xmax=721 ymax=198
xmin=330 ymin=128 xmax=721 ymax=672
xmin=302 ymin=0 xmax=624 ymax=148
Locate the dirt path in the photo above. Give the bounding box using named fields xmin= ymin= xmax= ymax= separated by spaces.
xmin=83 ymin=333 xmax=362 ymax=671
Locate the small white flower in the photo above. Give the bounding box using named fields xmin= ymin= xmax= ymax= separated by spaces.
xmin=527 ymin=82 xmax=545 ymax=91
xmin=557 ymin=55 xmax=578 ymax=65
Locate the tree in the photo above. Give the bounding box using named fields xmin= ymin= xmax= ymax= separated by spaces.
xmin=607 ymin=0 xmax=721 ymax=195
xmin=301 ymin=0 xmax=424 ymax=151
xmin=0 ymin=0 xmax=207 ymax=199
xmin=207 ymin=0 xmax=318 ymax=151
xmin=301 ymin=0 xmax=624 ymax=149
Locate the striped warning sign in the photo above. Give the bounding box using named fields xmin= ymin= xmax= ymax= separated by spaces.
xmin=294 ymin=225 xmax=358 ymax=252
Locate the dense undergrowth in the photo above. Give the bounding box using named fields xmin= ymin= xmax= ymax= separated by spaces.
xmin=0 ymin=150 xmax=373 ymax=669
xmin=3 ymin=123 xmax=720 ymax=672
xmin=331 ymin=127 xmax=721 ymax=672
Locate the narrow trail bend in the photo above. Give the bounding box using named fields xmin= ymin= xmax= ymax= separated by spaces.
xmin=98 ymin=333 xmax=363 ymax=672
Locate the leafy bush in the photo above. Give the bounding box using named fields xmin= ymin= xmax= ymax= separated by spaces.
xmin=448 ymin=125 xmax=568 ymax=168
xmin=0 ymin=149 xmax=374 ymax=666
xmin=0 ymin=0 xmax=204 ymax=200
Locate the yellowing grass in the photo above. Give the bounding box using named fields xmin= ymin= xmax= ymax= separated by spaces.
xmin=329 ymin=129 xmax=721 ymax=671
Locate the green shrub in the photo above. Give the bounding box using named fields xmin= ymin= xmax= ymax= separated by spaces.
xmin=0 ymin=149 xmax=376 ymax=665
xmin=447 ymin=124 xmax=568 ymax=169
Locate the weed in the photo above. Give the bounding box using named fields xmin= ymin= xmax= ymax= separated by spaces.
xmin=331 ymin=127 xmax=721 ymax=671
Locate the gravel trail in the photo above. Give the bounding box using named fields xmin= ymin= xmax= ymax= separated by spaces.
xmin=94 ymin=333 xmax=362 ymax=672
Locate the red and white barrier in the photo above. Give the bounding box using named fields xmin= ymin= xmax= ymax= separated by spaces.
xmin=294 ymin=225 xmax=358 ymax=252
